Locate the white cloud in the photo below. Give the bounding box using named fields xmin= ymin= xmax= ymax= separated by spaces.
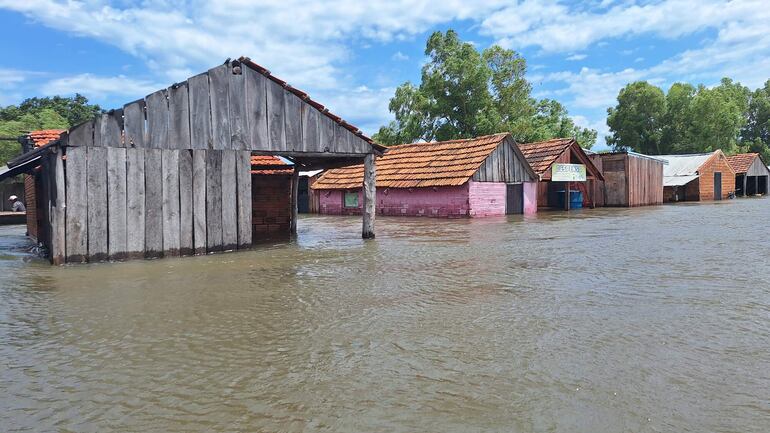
xmin=0 ymin=69 xmax=25 ymax=88
xmin=40 ymin=74 xmax=161 ymax=100
xmin=392 ymin=51 xmax=409 ymax=61
xmin=566 ymin=54 xmax=587 ymax=61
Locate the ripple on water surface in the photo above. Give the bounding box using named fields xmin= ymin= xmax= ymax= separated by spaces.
xmin=1 ymin=200 xmax=769 ymax=432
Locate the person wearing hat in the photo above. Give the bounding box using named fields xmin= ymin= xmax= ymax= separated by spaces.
xmin=8 ymin=195 xmax=25 ymax=212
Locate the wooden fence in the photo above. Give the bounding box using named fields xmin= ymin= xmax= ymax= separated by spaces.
xmin=42 ymin=59 xmax=378 ymax=264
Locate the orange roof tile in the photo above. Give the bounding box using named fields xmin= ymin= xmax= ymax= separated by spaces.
xmin=726 ymin=153 xmax=759 ymax=174
xmin=28 ymin=130 xmax=66 ymax=147
xmin=517 ymin=138 xmax=575 ymax=175
xmin=251 ymin=155 xmax=293 ymax=175
xmin=312 ymin=133 xmax=512 ymax=190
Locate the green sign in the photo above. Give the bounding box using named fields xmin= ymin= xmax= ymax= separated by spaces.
xmin=552 ymin=163 xmax=586 ymax=182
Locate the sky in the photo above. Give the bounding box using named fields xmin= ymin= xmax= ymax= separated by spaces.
xmin=1 ymin=0 xmax=769 ymax=149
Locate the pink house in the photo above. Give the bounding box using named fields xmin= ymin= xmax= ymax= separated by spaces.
xmin=312 ymin=133 xmax=538 ymax=217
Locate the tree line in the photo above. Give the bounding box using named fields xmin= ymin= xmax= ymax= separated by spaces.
xmin=0 ymin=94 xmax=102 ymax=165
xmin=373 ymin=30 xmax=597 ymax=148
xmin=607 ymin=79 xmax=770 ymax=161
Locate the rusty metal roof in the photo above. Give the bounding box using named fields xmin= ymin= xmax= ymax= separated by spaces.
xmin=726 ymin=153 xmax=759 ymax=174
xmin=312 ymin=133 xmax=512 ymax=190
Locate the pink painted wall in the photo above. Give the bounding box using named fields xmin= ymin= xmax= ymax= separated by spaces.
xmin=317 ymin=181 xmax=539 ymax=217
xmin=524 ymin=181 xmax=537 ymax=215
xmin=468 ymin=181 xmax=506 ymax=217
xmin=318 ymin=184 xmax=471 ymax=217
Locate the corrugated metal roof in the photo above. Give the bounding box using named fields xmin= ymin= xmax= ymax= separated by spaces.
xmin=663 ymin=174 xmax=699 ymax=187
xmin=312 ymin=133 xmax=512 ymax=190
xmin=658 ymin=153 xmax=714 ymax=177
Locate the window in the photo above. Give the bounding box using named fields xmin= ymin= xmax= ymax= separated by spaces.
xmin=343 ymin=191 xmax=359 ymax=208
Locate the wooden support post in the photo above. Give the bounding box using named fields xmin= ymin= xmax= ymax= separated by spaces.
xmin=743 ymin=174 xmax=748 ymax=197
xmin=290 ymin=168 xmax=299 ymax=235
xmin=754 ymin=175 xmax=758 ymax=197
xmin=50 ymin=147 xmax=66 ymax=265
xmin=362 ymin=153 xmax=376 ymax=239
xmin=565 ymin=181 xmax=570 ymax=211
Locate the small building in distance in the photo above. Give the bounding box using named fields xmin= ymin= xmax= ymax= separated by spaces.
xmin=250 ymin=155 xmax=294 ymax=239
xmin=518 ymin=138 xmax=604 ymax=210
xmin=659 ymin=151 xmax=736 ymax=202
xmin=588 ymin=151 xmax=665 ymax=207
xmin=312 ymin=133 xmax=538 ymax=217
xmin=725 ymin=153 xmax=769 ymax=197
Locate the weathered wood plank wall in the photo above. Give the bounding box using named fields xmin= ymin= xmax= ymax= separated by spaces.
xmin=47 ymin=60 xmax=376 ymax=263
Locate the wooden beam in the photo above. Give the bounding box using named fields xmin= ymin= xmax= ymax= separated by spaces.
xmin=209 ymin=64 xmax=231 ymax=150
xmin=50 ymin=147 xmax=66 ymax=265
xmin=221 ymin=151 xmax=238 ymax=250
xmin=362 ymin=153 xmax=375 ymax=239
xmin=86 ymin=146 xmax=108 ymax=261
xmin=236 ymin=151 xmax=252 ymax=249
xmin=107 ymin=147 xmax=128 ymax=260
xmin=189 ymin=73 xmax=212 ymax=149
xmin=65 ymin=146 xmax=88 ymax=262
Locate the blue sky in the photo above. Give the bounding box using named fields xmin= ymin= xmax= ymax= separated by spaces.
xmin=1 ymin=1 xmax=769 ymax=149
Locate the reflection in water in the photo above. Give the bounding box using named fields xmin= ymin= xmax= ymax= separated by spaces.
xmin=1 ymin=200 xmax=769 ymax=432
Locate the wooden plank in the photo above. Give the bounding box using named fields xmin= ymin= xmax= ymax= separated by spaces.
xmin=362 ymin=153 xmax=376 ymax=239
xmin=162 ymin=150 xmax=181 ymax=256
xmin=68 ymin=120 xmax=94 ymax=147
xmin=221 ymin=151 xmax=238 ymax=250
xmin=168 ymin=83 xmax=191 ymax=150
xmin=93 ymin=114 xmax=104 ymax=147
xmin=126 ymin=147 xmax=146 ymax=258
xmin=228 ymin=63 xmax=248 ymax=150
xmin=179 ymin=149 xmax=194 ymax=255
xmin=144 ymin=148 xmax=164 ymax=257
xmin=206 ymin=150 xmax=223 ymax=251
xmin=319 ymin=114 xmax=335 ymax=153
xmin=302 ymin=103 xmax=320 ymax=153
xmin=65 ymin=146 xmax=88 ymax=262
xmin=266 ymin=79 xmax=286 ymax=151
xmin=50 ymin=148 xmax=66 ymax=265
xmin=290 ymin=169 xmax=299 ymax=235
xmin=209 ymin=64 xmax=231 ymax=150
xmin=244 ymin=65 xmax=268 ymax=150
xmin=235 ymin=150 xmax=252 ymax=248
xmin=86 ymin=146 xmax=108 ymax=261
xmin=102 ymin=111 xmax=123 ymax=147
xmin=189 ymin=73 xmax=212 ymax=149
xmin=146 ymin=90 xmax=169 ymax=149
xmin=285 ymin=91 xmax=302 ymax=151
xmin=124 ymin=100 xmax=146 ymax=148
xmin=107 ymin=147 xmax=128 ymax=260
xmin=192 ymin=150 xmax=207 ymax=254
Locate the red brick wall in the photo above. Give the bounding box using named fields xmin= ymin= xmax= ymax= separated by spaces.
xmin=251 ymin=174 xmax=291 ymax=240
xmin=698 ymin=154 xmax=736 ymax=201
xmin=24 ymin=174 xmax=38 ymax=240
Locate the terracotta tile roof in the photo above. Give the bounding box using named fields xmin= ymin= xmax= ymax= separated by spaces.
xmin=28 ymin=130 xmax=66 ymax=147
xmin=251 ymin=155 xmax=293 ymax=175
xmin=517 ymin=138 xmax=574 ymax=175
xmin=726 ymin=153 xmax=759 ymax=174
xmin=312 ymin=133 xmax=511 ymax=190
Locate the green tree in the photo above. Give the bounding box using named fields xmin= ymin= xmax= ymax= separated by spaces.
xmin=740 ymin=80 xmax=770 ymax=161
xmin=687 ymin=80 xmax=747 ymax=154
xmin=0 ymin=94 xmax=100 ymax=165
xmin=374 ymin=30 xmax=597 ymax=148
xmin=661 ymin=82 xmax=696 ymax=154
xmin=606 ymin=81 xmax=666 ymax=154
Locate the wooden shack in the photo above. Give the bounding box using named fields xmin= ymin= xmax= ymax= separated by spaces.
xmin=518 ymin=138 xmax=604 ymax=210
xmin=588 ymin=151 xmax=665 ymax=207
xmin=725 ymin=153 xmax=769 ymax=197
xmin=0 ymin=57 xmax=385 ymax=264
xmin=312 ymin=133 xmax=538 ymax=217
xmin=659 ymin=151 xmax=736 ymax=202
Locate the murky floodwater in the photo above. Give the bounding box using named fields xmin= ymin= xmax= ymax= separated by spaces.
xmin=1 ymin=200 xmax=769 ymax=432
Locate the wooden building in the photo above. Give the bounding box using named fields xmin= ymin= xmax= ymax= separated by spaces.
xmin=659 ymin=151 xmax=736 ymax=202
xmin=518 ymin=138 xmax=604 ymax=210
xmin=312 ymin=133 xmax=538 ymax=217
xmin=725 ymin=153 xmax=769 ymax=197
xmin=0 ymin=57 xmax=384 ymax=264
xmin=588 ymin=151 xmax=665 ymax=207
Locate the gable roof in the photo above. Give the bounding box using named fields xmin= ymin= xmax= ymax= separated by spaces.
xmin=27 ymin=129 xmax=66 ymax=147
xmin=251 ymin=155 xmax=293 ymax=175
xmin=658 ymin=153 xmax=714 ymax=177
xmin=312 ymin=133 xmax=534 ymax=189
xmin=517 ymin=138 xmax=604 ymax=180
xmin=726 ymin=153 xmax=761 ymax=174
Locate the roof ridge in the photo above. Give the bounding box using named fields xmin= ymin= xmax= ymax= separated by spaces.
xmin=388 ymin=133 xmax=509 ymax=148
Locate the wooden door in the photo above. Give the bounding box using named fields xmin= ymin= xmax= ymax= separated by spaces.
xmin=506 ymin=183 xmax=524 ymax=214
xmin=714 ymin=172 xmax=722 ymax=200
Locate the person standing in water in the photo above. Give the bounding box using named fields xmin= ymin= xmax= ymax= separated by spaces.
xmin=8 ymin=195 xmax=25 ymax=212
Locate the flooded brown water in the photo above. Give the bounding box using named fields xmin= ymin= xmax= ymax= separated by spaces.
xmin=1 ymin=199 xmax=769 ymax=432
